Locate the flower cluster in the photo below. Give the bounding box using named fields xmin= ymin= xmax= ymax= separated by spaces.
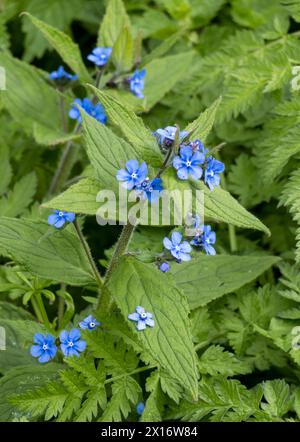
xmin=161 ymin=216 xmax=217 ymax=270
xmin=116 ymin=160 xmax=163 ymax=202
xmin=49 ymin=66 xmax=77 ymax=83
xmin=87 ymin=47 xmax=112 ymax=67
xmin=69 ymin=97 xmax=107 ymax=124
xmin=48 ymin=210 xmax=75 ymax=229
xmin=173 ymin=140 xmax=225 ymax=190
xmin=30 ymin=315 xmax=100 ymax=363
xmin=129 ymin=69 xmax=146 ymax=99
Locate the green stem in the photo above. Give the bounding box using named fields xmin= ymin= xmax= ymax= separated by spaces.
xmin=31 ymin=296 xmax=44 ymax=323
xmin=104 ymin=364 xmax=156 ymax=385
xmin=58 ymin=284 xmax=66 ymax=327
xmin=104 ymin=223 xmax=136 ymax=285
xmin=74 ymin=220 xmax=104 ymax=287
xmin=34 ymin=292 xmax=51 ymax=329
xmin=48 ymin=122 xmax=81 ymax=196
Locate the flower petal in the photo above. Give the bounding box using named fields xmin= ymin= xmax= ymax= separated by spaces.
xmin=171 ymin=231 xmax=182 ymax=245
xmin=189 ymin=166 xmax=202 ymax=180
xmin=38 ymin=352 xmax=51 ymax=363
xmin=128 ymin=312 xmax=139 ymax=322
xmin=177 ymin=167 xmax=189 ymax=180
xmin=30 ymin=345 xmax=43 ymax=358
xmin=69 ymin=328 xmax=81 ymax=341
xmin=163 ymin=237 xmax=173 ymax=250
xmin=137 ymin=320 xmax=147 ymax=331
xmin=126 ymin=160 xmax=139 ymax=174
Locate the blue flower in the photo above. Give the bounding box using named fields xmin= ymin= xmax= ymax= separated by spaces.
xmin=60 ymin=329 xmax=87 ymax=357
xmin=136 ymin=177 xmax=163 ymax=202
xmin=79 ymin=315 xmax=101 ymax=331
xmin=128 ymin=306 xmax=155 ymax=331
xmin=190 ymin=139 xmax=209 ymax=155
xmin=159 ymin=261 xmax=170 ymax=273
xmin=154 ymin=126 xmax=189 ymax=147
xmin=163 ymin=231 xmax=192 ymax=262
xmin=136 ymin=402 xmax=145 ymax=415
xmin=116 ymin=160 xmax=148 ymax=190
xmin=69 ymin=98 xmax=107 ymax=124
xmin=30 ymin=333 xmax=57 ymax=364
xmin=129 ymin=69 xmax=146 ymax=98
xmin=49 ymin=66 xmax=77 ymax=82
xmin=48 ymin=210 xmax=75 ymax=229
xmin=204 ymin=157 xmax=225 ymax=190
xmin=87 ymin=47 xmax=112 ymax=67
xmin=191 ymin=225 xmax=216 ymax=255
xmin=173 ymin=145 xmax=205 ymax=180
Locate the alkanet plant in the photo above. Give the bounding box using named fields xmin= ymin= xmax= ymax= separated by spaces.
xmin=1 ymin=0 xmax=300 ymax=424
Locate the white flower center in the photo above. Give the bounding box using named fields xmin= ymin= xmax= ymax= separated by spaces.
xmin=42 ymin=344 xmax=48 ymax=350
xmin=131 ymin=173 xmax=137 ymax=179
xmin=59 ymin=211 xmax=64 ymax=217
xmin=140 ymin=312 xmax=147 ymax=319
xmin=68 ymin=341 xmax=74 ymax=347
xmin=175 ymin=245 xmax=181 ymax=251
xmin=90 ymin=322 xmax=95 ymax=328
xmin=186 ymin=160 xmax=191 ymax=167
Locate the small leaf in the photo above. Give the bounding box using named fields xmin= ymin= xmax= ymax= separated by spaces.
xmin=185 ymin=97 xmax=222 ymax=142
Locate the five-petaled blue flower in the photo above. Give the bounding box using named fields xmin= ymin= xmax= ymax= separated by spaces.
xmin=128 ymin=306 xmax=155 ymax=331
xmin=204 ymin=157 xmax=225 ymax=191
xmin=116 ymin=160 xmax=148 ymax=190
xmin=79 ymin=315 xmax=101 ymax=331
xmin=154 ymin=126 xmax=189 ymax=147
xmin=163 ymin=231 xmax=192 ymax=262
xmin=30 ymin=333 xmax=57 ymax=364
xmin=191 ymin=224 xmax=216 ymax=255
xmin=136 ymin=177 xmax=163 ymax=203
xmin=136 ymin=402 xmax=145 ymax=415
xmin=159 ymin=261 xmax=170 ymax=273
xmin=173 ymin=145 xmax=205 ymax=180
xmin=49 ymin=66 xmax=77 ymax=82
xmin=129 ymin=69 xmax=146 ymax=99
xmin=87 ymin=47 xmax=112 ymax=67
xmin=69 ymin=98 xmax=107 ymax=124
xmin=60 ymin=329 xmax=87 ymax=357
xmin=48 ymin=210 xmax=75 ymax=229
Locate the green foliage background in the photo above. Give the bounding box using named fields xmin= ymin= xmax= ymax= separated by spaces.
xmin=1 ymin=0 xmax=300 ymax=422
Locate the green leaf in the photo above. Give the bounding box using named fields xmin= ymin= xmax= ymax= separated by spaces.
xmin=43 ymin=178 xmax=101 ymax=215
xmin=0 ymin=52 xmax=66 ymax=143
xmin=81 ymin=110 xmax=144 ymax=190
xmin=0 ymin=172 xmax=37 ymax=217
xmin=33 ymin=124 xmax=81 ymax=146
xmin=162 ymin=168 xmax=270 ymax=234
xmin=172 ymin=255 xmax=280 ymax=309
xmin=143 ymin=52 xmax=195 ymax=111
xmin=198 ymin=345 xmax=251 ymax=376
xmin=108 ymin=256 xmax=199 ymax=400
xmin=112 ymin=27 xmax=134 ymax=73
xmin=87 ymin=87 xmax=163 ymax=166
xmin=141 ymin=30 xmax=184 ymax=66
xmin=22 ymin=13 xmax=91 ymax=83
xmin=0 ymin=217 xmax=95 ymax=286
xmin=0 ymin=146 xmax=12 ymax=196
xmin=97 ymin=0 xmax=131 ymax=47
xmin=0 ymin=364 xmax=61 ymax=421
xmin=185 ymin=97 xmax=222 ymax=142
xmin=261 ymin=380 xmax=291 ymax=418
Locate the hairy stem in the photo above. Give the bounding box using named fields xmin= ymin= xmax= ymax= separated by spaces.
xmin=34 ymin=292 xmax=51 ymax=329
xmin=104 ymin=223 xmax=136 ymax=285
xmin=74 ymin=220 xmax=103 ymax=286
xmin=48 ymin=122 xmax=81 ymax=196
